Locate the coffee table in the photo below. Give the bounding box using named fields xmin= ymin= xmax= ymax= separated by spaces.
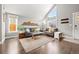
xmin=32 ymin=32 xmax=44 ymax=40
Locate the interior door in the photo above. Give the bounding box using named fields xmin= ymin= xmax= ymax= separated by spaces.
xmin=73 ymin=12 xmax=79 ymax=40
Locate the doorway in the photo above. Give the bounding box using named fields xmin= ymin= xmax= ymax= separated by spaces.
xmin=73 ymin=12 xmax=79 ymax=40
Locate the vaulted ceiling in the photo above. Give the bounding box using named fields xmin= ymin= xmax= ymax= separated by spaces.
xmin=4 ymin=4 xmax=54 ymax=21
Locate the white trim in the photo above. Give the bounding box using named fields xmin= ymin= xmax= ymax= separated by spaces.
xmin=1 ymin=4 xmax=5 ymax=44
xmin=72 ymin=13 xmax=75 ymax=40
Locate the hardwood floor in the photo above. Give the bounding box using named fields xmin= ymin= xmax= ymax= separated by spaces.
xmin=2 ymin=38 xmax=25 ymax=54
xmin=27 ymin=40 xmax=71 ymax=54
xmin=1 ymin=35 xmax=79 ymax=54
xmin=0 ymin=44 xmax=2 ymax=54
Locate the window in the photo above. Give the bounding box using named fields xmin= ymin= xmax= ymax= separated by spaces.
xmin=47 ymin=6 xmax=57 ymax=28
xmin=7 ymin=13 xmax=18 ymax=33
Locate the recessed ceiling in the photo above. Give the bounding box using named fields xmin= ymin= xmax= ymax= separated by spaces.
xmin=4 ymin=4 xmax=53 ymax=21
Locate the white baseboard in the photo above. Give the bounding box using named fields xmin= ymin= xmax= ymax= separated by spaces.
xmin=64 ymin=38 xmax=79 ymax=44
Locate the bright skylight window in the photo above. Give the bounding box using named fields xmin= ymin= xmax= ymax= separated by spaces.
xmin=48 ymin=6 xmax=57 ymax=17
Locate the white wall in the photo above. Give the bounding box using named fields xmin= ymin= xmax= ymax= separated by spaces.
xmin=57 ymin=4 xmax=79 ymax=36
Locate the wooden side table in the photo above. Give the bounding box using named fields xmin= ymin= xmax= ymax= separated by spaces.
xmin=19 ymin=32 xmax=26 ymax=39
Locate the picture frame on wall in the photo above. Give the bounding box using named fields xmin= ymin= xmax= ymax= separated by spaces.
xmin=61 ymin=18 xmax=69 ymax=24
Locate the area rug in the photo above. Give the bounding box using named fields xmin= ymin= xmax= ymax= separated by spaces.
xmin=19 ymin=36 xmax=52 ymax=53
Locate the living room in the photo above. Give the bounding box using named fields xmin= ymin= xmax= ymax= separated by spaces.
xmin=0 ymin=4 xmax=79 ymax=54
